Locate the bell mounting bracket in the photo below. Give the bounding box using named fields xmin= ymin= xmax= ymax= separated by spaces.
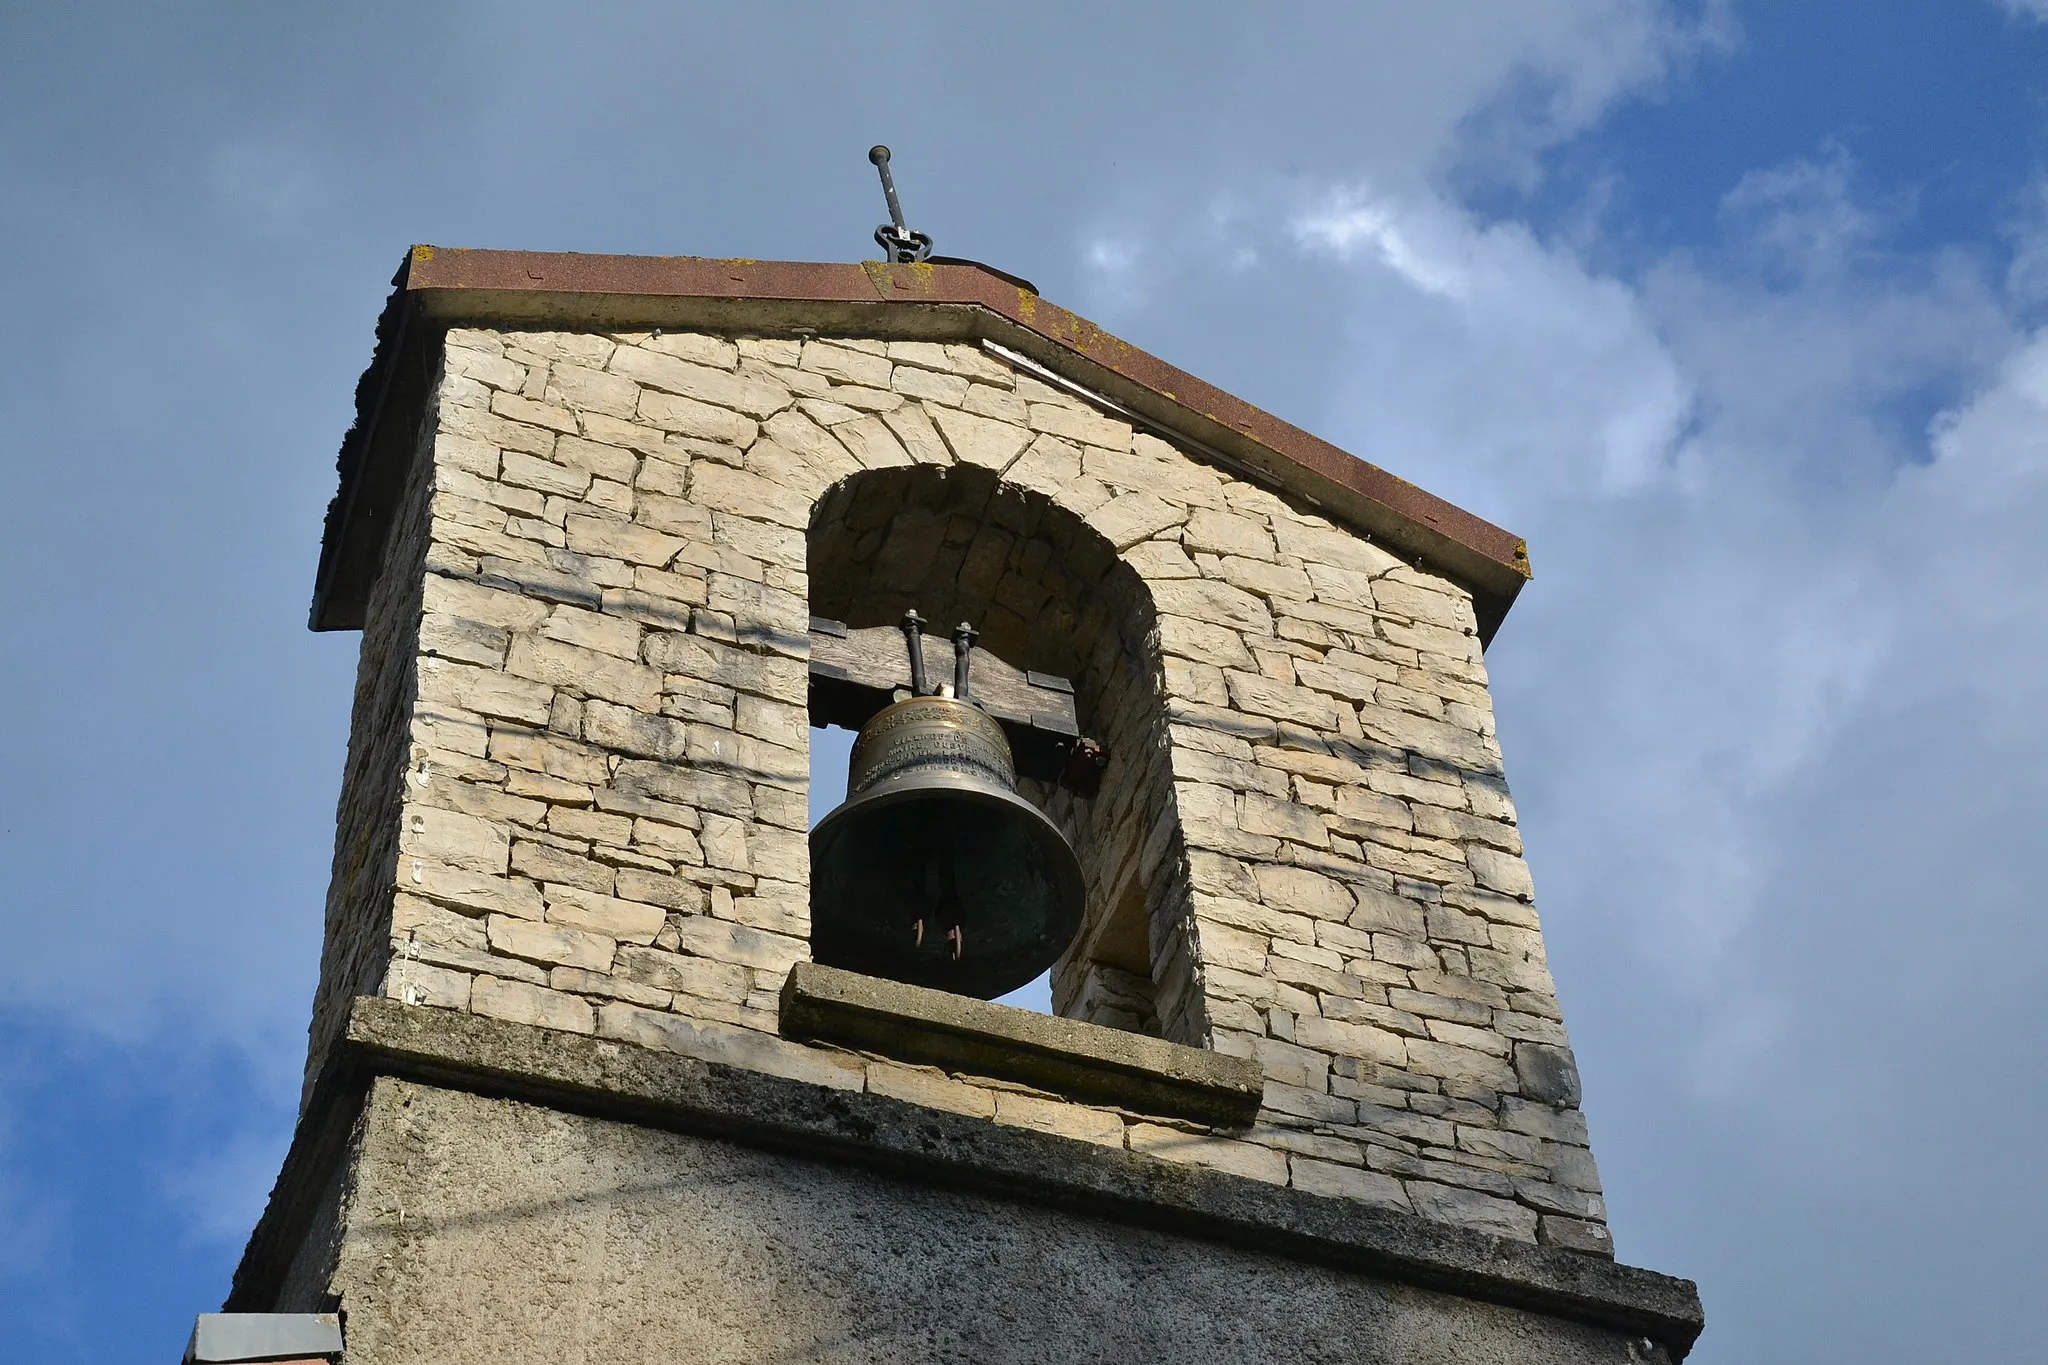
xmin=808 ymin=615 xmax=1106 ymax=795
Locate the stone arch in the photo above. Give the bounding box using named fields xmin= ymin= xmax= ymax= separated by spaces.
xmin=806 ymin=461 xmax=1207 ymax=1045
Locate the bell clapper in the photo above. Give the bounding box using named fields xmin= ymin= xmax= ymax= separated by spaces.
xmin=913 ymin=919 xmax=924 ymax=946
xmin=946 ymin=925 xmax=964 ymax=961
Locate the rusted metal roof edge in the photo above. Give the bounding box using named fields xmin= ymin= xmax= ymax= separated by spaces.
xmin=313 ymin=247 xmax=1529 ymax=639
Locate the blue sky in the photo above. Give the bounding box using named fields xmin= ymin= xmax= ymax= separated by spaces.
xmin=5 ymin=4 xmax=2048 ymax=1360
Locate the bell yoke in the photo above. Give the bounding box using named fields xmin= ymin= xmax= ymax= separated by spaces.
xmin=809 ymin=611 xmax=1088 ymax=1000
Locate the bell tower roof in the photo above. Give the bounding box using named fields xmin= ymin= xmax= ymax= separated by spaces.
xmin=312 ymin=246 xmax=1531 ymax=639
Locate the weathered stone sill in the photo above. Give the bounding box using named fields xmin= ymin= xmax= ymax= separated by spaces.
xmin=779 ymin=962 xmax=1262 ymax=1126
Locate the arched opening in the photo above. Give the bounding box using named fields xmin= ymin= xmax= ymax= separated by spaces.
xmin=805 ymin=463 xmax=1200 ymax=1041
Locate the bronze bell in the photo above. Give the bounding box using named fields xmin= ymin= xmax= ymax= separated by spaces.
xmin=810 ymin=614 xmax=1086 ymax=999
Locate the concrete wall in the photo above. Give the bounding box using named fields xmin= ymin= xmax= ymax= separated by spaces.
xmin=303 ymin=326 xmax=1607 ymax=1252
xmin=299 ymin=1077 xmax=1665 ymax=1365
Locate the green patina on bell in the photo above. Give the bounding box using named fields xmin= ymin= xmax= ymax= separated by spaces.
xmin=810 ymin=617 xmax=1085 ymax=999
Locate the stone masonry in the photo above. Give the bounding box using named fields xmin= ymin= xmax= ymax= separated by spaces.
xmin=307 ymin=321 xmax=1611 ymax=1256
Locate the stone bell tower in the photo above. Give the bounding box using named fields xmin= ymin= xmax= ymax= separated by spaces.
xmin=227 ymin=244 xmax=1703 ymax=1362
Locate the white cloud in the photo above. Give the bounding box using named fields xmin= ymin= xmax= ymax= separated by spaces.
xmin=1074 ymin=0 xmax=1726 ymax=314
xmin=1443 ymin=0 xmax=1741 ymax=187
xmin=1294 ymin=189 xmax=1475 ymax=300
xmin=1718 ymin=148 xmax=1886 ymax=281
xmin=1994 ymin=0 xmax=2048 ymax=21
xmin=1084 ymin=236 xmax=1141 ymax=276
xmin=1303 ymin=165 xmax=2011 ymax=963
xmin=1286 ymin=181 xmax=1861 ymax=965
xmin=1289 ymin=167 xmax=2048 ymax=1267
xmin=1086 ymin=155 xmax=2043 ymax=1247
xmin=2000 ymin=180 xmax=2048 ymax=304
xmin=1294 ymin=182 xmax=1698 ymax=507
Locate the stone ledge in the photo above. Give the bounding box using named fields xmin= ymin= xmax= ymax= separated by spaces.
xmin=233 ymin=998 xmax=1703 ymax=1359
xmin=779 ymin=962 xmax=1262 ymax=1126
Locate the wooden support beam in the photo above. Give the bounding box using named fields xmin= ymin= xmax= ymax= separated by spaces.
xmin=807 ymin=618 xmax=1092 ymax=787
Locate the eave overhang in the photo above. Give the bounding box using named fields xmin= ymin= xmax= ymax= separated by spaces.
xmin=312 ymin=247 xmax=1532 ymax=641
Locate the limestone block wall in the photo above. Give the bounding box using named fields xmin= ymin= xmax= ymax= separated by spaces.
xmin=307 ymin=322 xmax=1610 ymax=1255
